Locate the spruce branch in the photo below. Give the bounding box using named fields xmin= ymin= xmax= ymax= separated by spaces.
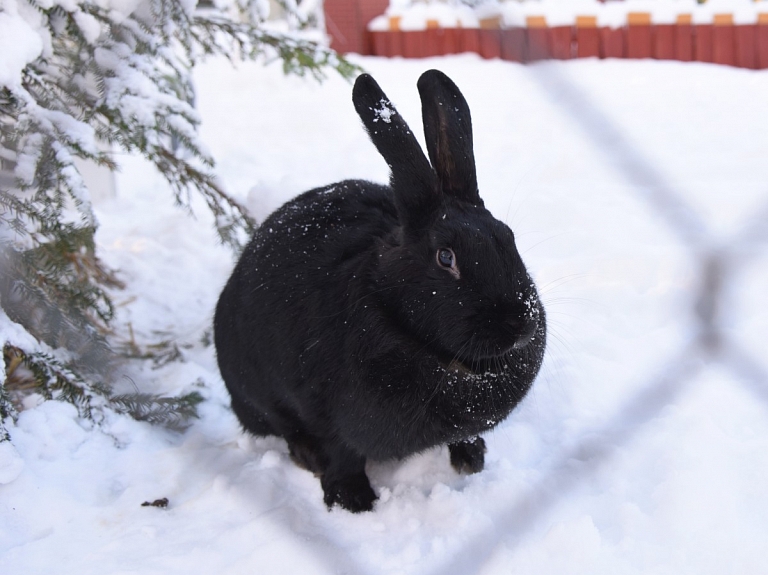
xmin=2 ymin=0 xmax=361 ymax=434
xmin=2 ymin=343 xmax=205 ymax=433
xmin=2 ymin=343 xmax=108 ymax=422
xmin=153 ymin=147 xmax=255 ymax=247
xmin=111 ymin=391 xmax=203 ymax=431
xmin=0 ymin=351 xmax=19 ymax=442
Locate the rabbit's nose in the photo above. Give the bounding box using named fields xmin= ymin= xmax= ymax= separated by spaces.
xmin=506 ymin=317 xmax=537 ymax=350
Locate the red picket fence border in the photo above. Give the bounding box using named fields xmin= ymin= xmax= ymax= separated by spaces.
xmin=369 ymin=24 xmax=768 ymax=69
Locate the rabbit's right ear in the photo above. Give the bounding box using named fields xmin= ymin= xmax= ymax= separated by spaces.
xmin=353 ymin=74 xmax=440 ymax=234
xmin=417 ymin=70 xmax=481 ymax=206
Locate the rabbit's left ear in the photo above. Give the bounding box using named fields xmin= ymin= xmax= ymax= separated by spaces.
xmin=353 ymin=73 xmax=441 ymax=234
xmin=417 ymin=70 xmax=482 ymax=206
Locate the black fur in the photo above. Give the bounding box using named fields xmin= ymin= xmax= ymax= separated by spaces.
xmin=214 ymin=70 xmax=546 ymax=512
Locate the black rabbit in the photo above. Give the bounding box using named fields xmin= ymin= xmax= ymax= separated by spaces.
xmin=214 ymin=70 xmax=546 ymax=512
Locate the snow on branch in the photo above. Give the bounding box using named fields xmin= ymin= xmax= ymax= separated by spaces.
xmin=0 ymin=0 xmax=359 ymax=438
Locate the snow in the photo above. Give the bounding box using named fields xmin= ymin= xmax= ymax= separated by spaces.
xmin=73 ymin=10 xmax=103 ymax=44
xmin=371 ymin=0 xmax=768 ymax=30
xmin=0 ymin=441 xmax=24 ymax=484
xmin=0 ymin=5 xmax=43 ymax=89
xmin=3 ymin=54 xmax=768 ymax=573
xmin=399 ymin=2 xmax=479 ymax=30
xmin=373 ymin=98 xmax=397 ymax=123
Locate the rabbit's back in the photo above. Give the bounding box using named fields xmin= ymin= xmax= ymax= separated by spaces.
xmin=214 ymin=180 xmax=397 ymax=433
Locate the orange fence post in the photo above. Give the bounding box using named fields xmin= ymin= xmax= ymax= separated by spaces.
xmin=627 ymin=13 xmax=652 ymax=58
xmin=576 ymin=16 xmax=600 ymax=58
xmin=478 ymin=17 xmax=502 ymax=59
xmin=526 ymin=16 xmax=550 ymax=61
xmin=422 ymin=20 xmax=442 ymax=57
xmin=712 ymin=14 xmax=736 ymax=66
xmin=364 ymin=12 xmax=768 ymax=68
xmin=370 ymin=17 xmax=402 ymax=57
xmin=759 ymin=15 xmax=768 ymax=68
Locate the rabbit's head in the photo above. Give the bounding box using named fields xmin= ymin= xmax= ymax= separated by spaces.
xmin=353 ymin=70 xmax=544 ymax=372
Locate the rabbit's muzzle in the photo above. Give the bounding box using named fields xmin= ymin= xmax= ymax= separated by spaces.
xmin=509 ymin=318 xmax=538 ymax=350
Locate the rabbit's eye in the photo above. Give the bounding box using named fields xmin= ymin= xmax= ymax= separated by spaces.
xmin=436 ymin=248 xmax=460 ymax=279
xmin=437 ymin=248 xmax=456 ymax=268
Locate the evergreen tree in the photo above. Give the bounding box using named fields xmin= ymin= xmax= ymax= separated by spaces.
xmin=0 ymin=0 xmax=358 ymax=440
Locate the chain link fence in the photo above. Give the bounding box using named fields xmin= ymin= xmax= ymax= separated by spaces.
xmin=425 ymin=63 xmax=768 ymax=574
xmin=268 ymin=58 xmax=766 ymax=574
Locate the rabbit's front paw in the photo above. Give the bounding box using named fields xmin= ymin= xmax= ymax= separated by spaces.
xmin=322 ymin=472 xmax=377 ymax=513
xmin=449 ymin=437 xmax=487 ymax=474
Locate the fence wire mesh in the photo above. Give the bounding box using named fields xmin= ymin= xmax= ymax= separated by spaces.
xmin=423 ymin=64 xmax=768 ymax=575
xmin=283 ymin=60 xmax=766 ymax=575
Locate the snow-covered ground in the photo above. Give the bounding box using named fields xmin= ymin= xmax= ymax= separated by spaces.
xmin=3 ymin=54 xmax=768 ymax=573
